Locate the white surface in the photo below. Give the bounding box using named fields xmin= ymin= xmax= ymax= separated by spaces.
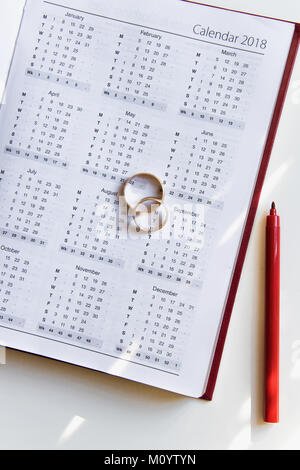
xmin=0 ymin=0 xmax=300 ymax=450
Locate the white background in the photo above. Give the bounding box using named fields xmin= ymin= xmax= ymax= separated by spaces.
xmin=0 ymin=0 xmax=300 ymax=450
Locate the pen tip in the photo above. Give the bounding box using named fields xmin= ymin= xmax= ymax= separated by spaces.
xmin=271 ymin=201 xmax=276 ymax=210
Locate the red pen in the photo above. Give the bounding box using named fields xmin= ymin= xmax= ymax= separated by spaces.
xmin=264 ymin=202 xmax=280 ymax=423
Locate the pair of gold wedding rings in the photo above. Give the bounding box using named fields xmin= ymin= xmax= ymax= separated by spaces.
xmin=122 ymin=173 xmax=169 ymax=233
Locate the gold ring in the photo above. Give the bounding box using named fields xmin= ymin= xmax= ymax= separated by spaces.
xmin=132 ymin=197 xmax=169 ymax=233
xmin=122 ymin=173 xmax=165 ymax=213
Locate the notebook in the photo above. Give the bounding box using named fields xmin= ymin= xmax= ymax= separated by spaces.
xmin=0 ymin=0 xmax=298 ymax=399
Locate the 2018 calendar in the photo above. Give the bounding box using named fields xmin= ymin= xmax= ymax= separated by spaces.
xmin=0 ymin=0 xmax=296 ymax=398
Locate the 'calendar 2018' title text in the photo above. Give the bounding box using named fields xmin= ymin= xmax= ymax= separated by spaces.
xmin=193 ymin=24 xmax=268 ymax=50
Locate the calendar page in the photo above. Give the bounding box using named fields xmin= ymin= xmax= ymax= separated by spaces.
xmin=0 ymin=0 xmax=294 ymax=397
